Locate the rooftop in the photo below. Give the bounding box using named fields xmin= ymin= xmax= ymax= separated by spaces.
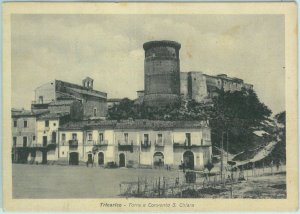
xmin=143 ymin=40 xmax=181 ymax=50
xmin=12 ymin=109 xmax=48 ymax=117
xmin=37 ymin=112 xmax=70 ymax=120
xmin=59 ymin=119 xmax=209 ymax=131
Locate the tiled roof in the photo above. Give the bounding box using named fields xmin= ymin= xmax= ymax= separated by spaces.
xmin=107 ymin=98 xmax=123 ymax=102
xmin=49 ymin=100 xmax=76 ymax=106
xmin=67 ymin=87 xmax=106 ymax=99
xmin=59 ymin=119 xmax=209 ymax=131
xmin=12 ymin=109 xmax=48 ymax=117
xmin=115 ymin=120 xmax=208 ymax=130
xmin=37 ymin=112 xmax=70 ymax=120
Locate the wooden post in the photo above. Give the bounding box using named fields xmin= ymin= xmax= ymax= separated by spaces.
xmin=230 ymin=171 xmax=233 ymax=198
xmin=163 ymin=177 xmax=166 ymax=197
xmin=137 ymin=177 xmax=140 ymax=195
xmin=158 ymin=177 xmax=161 ymax=197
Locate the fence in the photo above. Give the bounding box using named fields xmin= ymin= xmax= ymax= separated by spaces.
xmin=119 ymin=164 xmax=286 ymax=198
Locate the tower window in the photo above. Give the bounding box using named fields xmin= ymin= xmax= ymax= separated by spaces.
xmin=13 ymin=137 xmax=17 ymax=146
xmin=13 ymin=120 xmax=17 ymax=127
xmin=45 ymin=120 xmax=49 ymax=127
xmin=93 ymin=108 xmax=97 ymax=117
xmin=24 ymin=121 xmax=27 ymax=128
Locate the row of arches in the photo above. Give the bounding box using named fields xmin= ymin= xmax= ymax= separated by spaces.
xmin=68 ymin=151 xmax=195 ymax=169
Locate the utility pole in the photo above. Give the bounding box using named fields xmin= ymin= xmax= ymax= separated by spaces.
xmin=226 ymin=131 xmax=229 ymax=164
xmin=220 ymin=131 xmax=224 ymax=182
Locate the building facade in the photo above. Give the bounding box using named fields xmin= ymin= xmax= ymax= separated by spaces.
xmin=32 ymin=77 xmax=107 ymax=119
xmin=137 ymin=40 xmax=254 ymax=105
xmin=180 ymin=72 xmax=254 ymax=103
xmin=58 ymin=120 xmax=212 ymax=170
xmin=12 ymin=109 xmax=38 ymax=163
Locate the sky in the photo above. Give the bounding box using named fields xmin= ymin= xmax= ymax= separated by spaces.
xmin=11 ymin=14 xmax=285 ymax=114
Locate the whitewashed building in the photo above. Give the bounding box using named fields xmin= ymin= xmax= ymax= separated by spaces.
xmin=58 ymin=120 xmax=212 ymax=170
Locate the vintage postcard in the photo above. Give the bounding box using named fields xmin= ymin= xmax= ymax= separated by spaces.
xmin=2 ymin=2 xmax=298 ymax=212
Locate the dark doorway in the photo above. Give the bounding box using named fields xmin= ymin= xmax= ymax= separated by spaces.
xmin=69 ymin=152 xmax=79 ymax=165
xmin=17 ymin=150 xmax=29 ymax=163
xmin=119 ymin=153 xmax=125 ymax=167
xmin=43 ymin=136 xmax=47 ymax=147
xmin=88 ymin=154 xmax=93 ymax=164
xmin=153 ymin=152 xmax=164 ymax=167
xmin=42 ymin=151 xmax=47 ymax=164
xmin=183 ymin=151 xmax=194 ymax=170
xmin=52 ymin=132 xmax=57 ymax=143
xmin=98 ymin=152 xmax=104 ymax=165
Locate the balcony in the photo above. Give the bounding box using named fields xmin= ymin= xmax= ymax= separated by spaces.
xmin=69 ymin=140 xmax=78 ymax=149
xmin=154 ymin=140 xmax=164 ymax=148
xmin=92 ymin=140 xmax=108 ymax=152
xmin=85 ymin=140 xmax=96 ymax=146
xmin=118 ymin=141 xmax=133 ymax=152
xmin=141 ymin=141 xmax=151 ymax=149
xmin=173 ymin=140 xmax=205 ymax=149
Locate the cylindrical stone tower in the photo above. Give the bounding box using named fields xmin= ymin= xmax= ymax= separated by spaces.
xmin=143 ymin=40 xmax=181 ymax=107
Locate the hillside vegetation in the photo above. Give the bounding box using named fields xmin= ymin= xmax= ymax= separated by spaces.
xmin=108 ymin=89 xmax=285 ymax=164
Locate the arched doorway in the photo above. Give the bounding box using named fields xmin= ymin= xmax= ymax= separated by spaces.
xmin=153 ymin=152 xmax=164 ymax=167
xmin=98 ymin=152 xmax=104 ymax=166
xmin=119 ymin=153 xmax=125 ymax=167
xmin=69 ymin=152 xmax=79 ymax=165
xmin=183 ymin=151 xmax=194 ymax=170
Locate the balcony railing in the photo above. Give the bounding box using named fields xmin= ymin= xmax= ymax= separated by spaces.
xmin=154 ymin=140 xmax=164 ymax=148
xmin=69 ymin=140 xmax=78 ymax=149
xmin=173 ymin=141 xmax=207 ymax=149
xmin=85 ymin=140 xmax=96 ymax=146
xmin=118 ymin=142 xmax=133 ymax=152
xmin=141 ymin=141 xmax=151 ymax=149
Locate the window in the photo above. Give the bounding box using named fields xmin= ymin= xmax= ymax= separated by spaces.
xmin=62 ymin=134 xmax=66 ymax=141
xmin=53 ymin=123 xmax=56 ymax=126
xmin=99 ymin=133 xmax=104 ymax=142
xmin=124 ymin=133 xmax=128 ymax=143
xmin=88 ymin=133 xmax=93 ymax=141
xmin=72 ymin=133 xmax=77 ymax=140
xmin=24 ymin=120 xmax=27 ymax=128
xmin=144 ymin=134 xmax=149 ymax=145
xmin=13 ymin=137 xmax=17 ymax=146
xmin=23 ymin=137 xmax=27 ymax=147
xmin=157 ymin=134 xmax=163 ymax=144
xmin=45 ymin=120 xmax=49 ymax=127
xmin=93 ymin=108 xmax=97 ymax=117
xmin=33 ymin=136 xmax=36 ymax=141
xmin=39 ymin=96 xmax=43 ymax=104
xmin=62 ymin=151 xmax=64 ymax=155
xmin=13 ymin=120 xmax=17 ymax=127
xmin=185 ymin=133 xmax=191 ymax=146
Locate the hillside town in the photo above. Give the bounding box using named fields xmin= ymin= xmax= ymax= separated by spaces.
xmin=12 ymin=40 xmax=286 ymax=199
xmin=12 ymin=40 xmax=255 ymax=169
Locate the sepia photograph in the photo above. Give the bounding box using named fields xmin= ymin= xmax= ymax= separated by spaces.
xmin=2 ymin=2 xmax=298 ymax=212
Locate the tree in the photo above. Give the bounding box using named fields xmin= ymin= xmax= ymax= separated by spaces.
xmin=210 ymin=88 xmax=272 ymax=154
xmin=108 ymin=88 xmax=273 ymax=155
xmin=269 ymin=111 xmax=286 ymax=163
